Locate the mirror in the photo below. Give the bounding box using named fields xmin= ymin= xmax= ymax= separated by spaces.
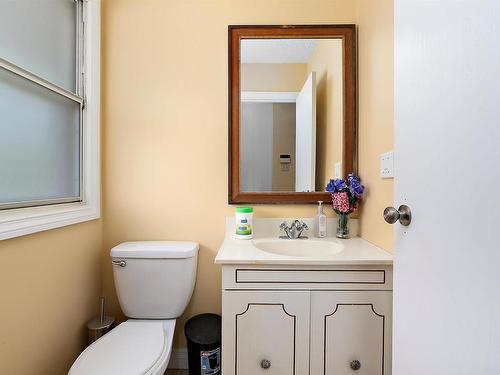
xmin=229 ymin=25 xmax=356 ymax=204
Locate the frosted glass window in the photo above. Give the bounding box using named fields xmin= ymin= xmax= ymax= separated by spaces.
xmin=0 ymin=68 xmax=80 ymax=205
xmin=0 ymin=0 xmax=77 ymax=92
xmin=0 ymin=0 xmax=83 ymax=210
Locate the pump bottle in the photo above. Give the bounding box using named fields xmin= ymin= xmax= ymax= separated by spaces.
xmin=315 ymin=201 xmax=327 ymax=238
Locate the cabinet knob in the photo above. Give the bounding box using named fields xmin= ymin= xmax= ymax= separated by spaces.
xmin=350 ymin=360 xmax=361 ymax=370
xmin=260 ymin=359 xmax=271 ymax=369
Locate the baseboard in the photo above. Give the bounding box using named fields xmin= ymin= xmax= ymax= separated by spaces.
xmin=168 ymin=348 xmax=188 ymax=369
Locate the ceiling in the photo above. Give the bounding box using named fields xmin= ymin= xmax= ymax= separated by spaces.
xmin=240 ymin=39 xmax=318 ymax=64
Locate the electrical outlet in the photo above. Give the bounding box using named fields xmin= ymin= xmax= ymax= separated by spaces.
xmin=380 ymin=151 xmax=394 ymax=178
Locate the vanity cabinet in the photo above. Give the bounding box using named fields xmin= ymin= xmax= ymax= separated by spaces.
xmin=221 ymin=265 xmax=392 ymax=375
xmin=310 ymin=291 xmax=392 ymax=375
xmin=222 ymin=291 xmax=311 ymax=375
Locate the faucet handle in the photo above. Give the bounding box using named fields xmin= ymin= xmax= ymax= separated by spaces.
xmin=296 ymin=221 xmax=308 ymax=231
xmin=279 ymin=221 xmax=289 ymax=230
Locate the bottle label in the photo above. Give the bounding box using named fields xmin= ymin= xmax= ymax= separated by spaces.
xmin=318 ymin=216 xmax=327 ymax=237
xmin=236 ymin=224 xmax=252 ymax=235
xmin=200 ymin=347 xmax=221 ymax=375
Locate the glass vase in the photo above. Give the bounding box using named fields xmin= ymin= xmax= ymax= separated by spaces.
xmin=336 ymin=213 xmax=350 ymax=239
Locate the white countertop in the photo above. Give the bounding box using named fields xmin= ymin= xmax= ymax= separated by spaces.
xmin=215 ymin=218 xmax=393 ymax=266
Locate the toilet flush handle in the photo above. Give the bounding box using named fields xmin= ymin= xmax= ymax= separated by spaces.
xmin=112 ymin=260 xmax=127 ymax=267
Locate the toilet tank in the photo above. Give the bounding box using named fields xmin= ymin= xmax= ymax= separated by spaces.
xmin=111 ymin=241 xmax=199 ymax=319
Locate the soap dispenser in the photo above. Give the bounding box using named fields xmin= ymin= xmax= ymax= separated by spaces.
xmin=315 ymin=201 xmax=327 ymax=238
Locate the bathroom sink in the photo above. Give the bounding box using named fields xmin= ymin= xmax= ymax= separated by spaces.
xmin=252 ymin=239 xmax=343 ymax=258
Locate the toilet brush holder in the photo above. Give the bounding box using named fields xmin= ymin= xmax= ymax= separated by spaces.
xmin=87 ymin=297 xmax=115 ymax=346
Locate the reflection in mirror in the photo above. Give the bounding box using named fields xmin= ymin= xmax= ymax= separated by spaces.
xmin=240 ymin=39 xmax=343 ymax=193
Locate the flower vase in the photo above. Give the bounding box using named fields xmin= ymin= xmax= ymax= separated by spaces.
xmin=336 ymin=213 xmax=350 ymax=239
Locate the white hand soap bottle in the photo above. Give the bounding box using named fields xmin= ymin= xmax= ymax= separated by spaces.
xmin=315 ymin=201 xmax=327 ymax=238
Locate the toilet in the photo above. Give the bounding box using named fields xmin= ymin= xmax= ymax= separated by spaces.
xmin=69 ymin=241 xmax=199 ymax=375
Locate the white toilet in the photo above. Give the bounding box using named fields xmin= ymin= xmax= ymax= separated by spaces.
xmin=69 ymin=241 xmax=199 ymax=375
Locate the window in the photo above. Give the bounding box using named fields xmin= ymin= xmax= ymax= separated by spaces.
xmin=0 ymin=0 xmax=100 ymax=239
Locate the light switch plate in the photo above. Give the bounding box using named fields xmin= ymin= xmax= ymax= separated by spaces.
xmin=334 ymin=162 xmax=342 ymax=178
xmin=380 ymin=151 xmax=394 ymax=178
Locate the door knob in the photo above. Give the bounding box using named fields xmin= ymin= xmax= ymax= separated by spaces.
xmin=383 ymin=205 xmax=412 ymax=226
xmin=350 ymin=360 xmax=361 ymax=370
xmin=260 ymin=359 xmax=271 ymax=369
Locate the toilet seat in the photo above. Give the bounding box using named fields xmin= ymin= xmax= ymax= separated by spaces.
xmin=69 ymin=319 xmax=175 ymax=375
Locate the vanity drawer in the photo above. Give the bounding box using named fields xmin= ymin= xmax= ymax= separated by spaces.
xmin=222 ymin=266 xmax=393 ymax=291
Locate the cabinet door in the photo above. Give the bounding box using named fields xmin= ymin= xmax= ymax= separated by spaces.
xmin=222 ymin=290 xmax=310 ymax=375
xmin=310 ymin=291 xmax=392 ymax=375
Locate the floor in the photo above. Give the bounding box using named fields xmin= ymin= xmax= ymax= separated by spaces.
xmin=165 ymin=370 xmax=188 ymax=375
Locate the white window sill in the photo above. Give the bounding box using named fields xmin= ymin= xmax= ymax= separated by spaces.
xmin=0 ymin=201 xmax=100 ymax=240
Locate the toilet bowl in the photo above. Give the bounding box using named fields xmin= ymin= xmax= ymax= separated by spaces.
xmin=69 ymin=241 xmax=199 ymax=375
xmin=70 ymin=319 xmax=175 ymax=375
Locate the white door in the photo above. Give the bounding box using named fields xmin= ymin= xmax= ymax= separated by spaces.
xmin=222 ymin=291 xmax=310 ymax=375
xmin=295 ymin=72 xmax=316 ymax=192
xmin=393 ymin=1 xmax=500 ymax=374
xmin=310 ymin=291 xmax=392 ymax=375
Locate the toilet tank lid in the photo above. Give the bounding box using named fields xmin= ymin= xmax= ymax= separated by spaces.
xmin=111 ymin=241 xmax=199 ymax=259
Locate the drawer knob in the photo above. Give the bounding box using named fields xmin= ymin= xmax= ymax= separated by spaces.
xmin=350 ymin=360 xmax=361 ymax=370
xmin=260 ymin=359 xmax=271 ymax=369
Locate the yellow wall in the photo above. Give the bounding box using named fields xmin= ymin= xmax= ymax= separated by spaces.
xmin=357 ymin=0 xmax=394 ymax=251
xmin=307 ymin=40 xmax=344 ymax=190
xmin=241 ymin=63 xmax=307 ymax=92
xmin=0 ymin=220 xmax=103 ymax=375
xmin=101 ymin=0 xmax=358 ymax=348
xmin=272 ymin=103 xmax=296 ymax=191
xmin=102 ymin=0 xmax=392 ymax=346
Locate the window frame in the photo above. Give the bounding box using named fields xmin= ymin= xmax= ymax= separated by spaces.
xmin=0 ymin=0 xmax=100 ymax=240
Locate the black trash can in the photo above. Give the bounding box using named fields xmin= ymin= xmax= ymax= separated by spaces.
xmin=184 ymin=313 xmax=222 ymax=375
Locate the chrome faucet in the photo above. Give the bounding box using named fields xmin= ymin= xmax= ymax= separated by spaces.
xmin=280 ymin=220 xmax=309 ymax=239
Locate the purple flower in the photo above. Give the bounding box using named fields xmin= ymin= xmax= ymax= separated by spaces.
xmin=326 ymin=178 xmax=346 ymax=193
xmin=347 ymin=173 xmax=360 ymax=184
xmin=349 ymin=179 xmax=364 ymax=197
xmin=326 ymin=173 xmax=364 ymax=214
xmin=345 ymin=173 xmax=364 ymax=197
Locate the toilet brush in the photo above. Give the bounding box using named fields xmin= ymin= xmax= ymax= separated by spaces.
xmin=100 ymin=297 xmax=105 ymax=324
xmin=87 ymin=296 xmax=115 ymax=346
